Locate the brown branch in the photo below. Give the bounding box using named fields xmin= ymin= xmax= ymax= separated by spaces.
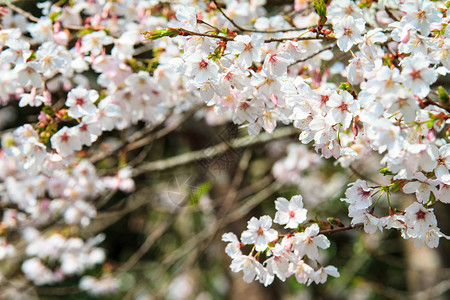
xmin=2 ymin=1 xmax=39 ymax=22
xmin=176 ymin=27 xmax=234 ymax=41
xmin=425 ymin=96 xmax=450 ymax=114
xmin=385 ymin=7 xmax=401 ymax=22
xmin=265 ymin=36 xmax=332 ymax=43
xmin=319 ymin=225 xmax=357 ymax=235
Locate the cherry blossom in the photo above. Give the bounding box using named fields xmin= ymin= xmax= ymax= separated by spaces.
xmin=0 ymin=0 xmax=449 ymax=295
xmin=293 ymin=223 xmax=330 ymax=260
xmin=274 ymin=195 xmax=308 ymax=229
xmin=241 ymin=216 xmax=278 ymax=252
xmin=333 ymin=16 xmax=365 ymax=52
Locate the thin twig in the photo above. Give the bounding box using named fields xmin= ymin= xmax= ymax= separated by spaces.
xmin=265 ymin=36 xmax=331 ymax=43
xmin=2 ymin=1 xmax=39 ymax=22
xmin=426 ymin=96 xmax=450 ymax=114
xmin=349 ymin=164 xmax=382 ymax=186
xmin=289 ymin=44 xmax=336 ymax=67
xmin=174 ymin=27 xmax=234 ymax=41
xmin=319 ymin=225 xmax=356 ymax=235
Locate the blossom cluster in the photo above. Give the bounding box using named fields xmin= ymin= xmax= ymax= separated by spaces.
xmin=223 ymin=195 xmax=339 ymax=286
xmin=0 ymin=0 xmax=449 ymax=295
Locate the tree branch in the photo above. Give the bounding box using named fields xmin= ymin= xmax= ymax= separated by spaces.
xmin=131 ymin=126 xmax=298 ymax=177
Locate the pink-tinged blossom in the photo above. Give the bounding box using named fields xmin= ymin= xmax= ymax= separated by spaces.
xmin=230 ymin=255 xmax=268 ymax=284
xmin=50 ymin=126 xmax=82 ymax=157
xmin=326 ymin=90 xmax=359 ymax=128
xmin=403 ymin=172 xmax=439 ymax=203
xmin=312 ymin=265 xmax=340 ymax=284
xmin=0 ymin=237 xmax=16 ymax=260
xmin=293 ymin=223 xmax=330 ymax=260
xmin=438 ymin=175 xmax=450 ymax=204
xmin=66 ymin=87 xmax=99 ymax=118
xmin=230 ymin=34 xmax=264 ymax=69
xmin=1 ymin=39 xmax=31 ymax=65
xmin=433 ymin=145 xmax=450 ymax=179
xmin=274 ymin=195 xmax=308 ymax=229
xmin=366 ymin=66 xmax=401 ymax=96
xmin=404 ymin=202 xmax=437 ymax=239
xmin=349 ymin=210 xmax=379 ymax=234
xmin=216 ymin=66 xmax=248 ymax=96
xmin=412 ymin=227 xmax=450 ymax=249
xmin=262 ymin=53 xmax=290 ymax=77
xmin=241 ymin=216 xmax=278 ymax=252
xmin=81 ymin=31 xmax=113 ymax=56
xmin=185 ymin=53 xmax=219 ymax=83
xmin=19 ymin=90 xmax=46 ymax=107
xmin=361 ymin=28 xmax=387 ymax=57
xmin=222 ymin=232 xmax=242 ymax=259
xmin=264 ymin=243 xmax=293 ymax=282
xmin=328 ymin=0 xmax=363 ymax=21
xmin=15 ymin=62 xmax=43 ymax=88
xmin=74 ymin=121 xmax=102 ymax=147
xmin=111 ymin=31 xmax=139 ymax=60
xmin=400 ymin=0 xmax=442 ymax=36
xmin=95 ymin=97 xmax=122 ymax=131
xmin=103 ymin=167 xmax=135 ymax=193
xmin=288 ymin=259 xmax=314 ymax=285
xmin=35 ymin=42 xmax=67 ymax=76
xmin=64 ymin=200 xmax=96 ymax=227
xmin=400 ymin=56 xmax=437 ymax=98
xmin=333 ymin=16 xmax=365 ymax=52
xmin=342 ymin=179 xmax=373 ymax=213
xmin=27 ymin=17 xmax=53 ymax=43
xmin=175 ymin=5 xmax=197 ymax=30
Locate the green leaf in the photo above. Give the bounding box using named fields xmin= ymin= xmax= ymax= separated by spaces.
xmin=49 ymin=11 xmax=62 ymax=23
xmin=378 ymin=167 xmax=393 ymax=176
xmin=314 ymin=0 xmax=328 ymax=25
xmin=189 ymin=182 xmax=212 ymax=206
xmin=42 ymin=105 xmax=55 ymax=116
xmin=143 ymin=28 xmax=180 ymax=41
xmin=438 ymin=86 xmax=449 ymax=107
xmin=339 ymin=82 xmax=353 ymax=92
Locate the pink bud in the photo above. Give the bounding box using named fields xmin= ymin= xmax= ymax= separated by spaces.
xmin=427 ymin=129 xmax=435 ymax=141
xmin=38 ymin=111 xmax=47 ymax=122
xmin=43 ymin=89 xmax=52 ymax=104
xmin=138 ymin=8 xmax=146 ymax=20
xmin=53 ymin=21 xmax=61 ymax=34
xmin=270 ymin=93 xmax=278 ymax=106
xmin=75 ymin=38 xmax=82 ymax=53
xmin=400 ymin=27 xmax=411 ymax=43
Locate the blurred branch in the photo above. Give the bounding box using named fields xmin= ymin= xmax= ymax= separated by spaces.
xmin=132 ymin=126 xmax=298 ymax=176
xmin=412 ymin=278 xmax=450 ymax=299
xmin=151 ymin=179 xmax=284 ymax=296
xmin=1 ymin=1 xmax=39 ymax=22
xmin=90 ymin=106 xmax=200 ymax=164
